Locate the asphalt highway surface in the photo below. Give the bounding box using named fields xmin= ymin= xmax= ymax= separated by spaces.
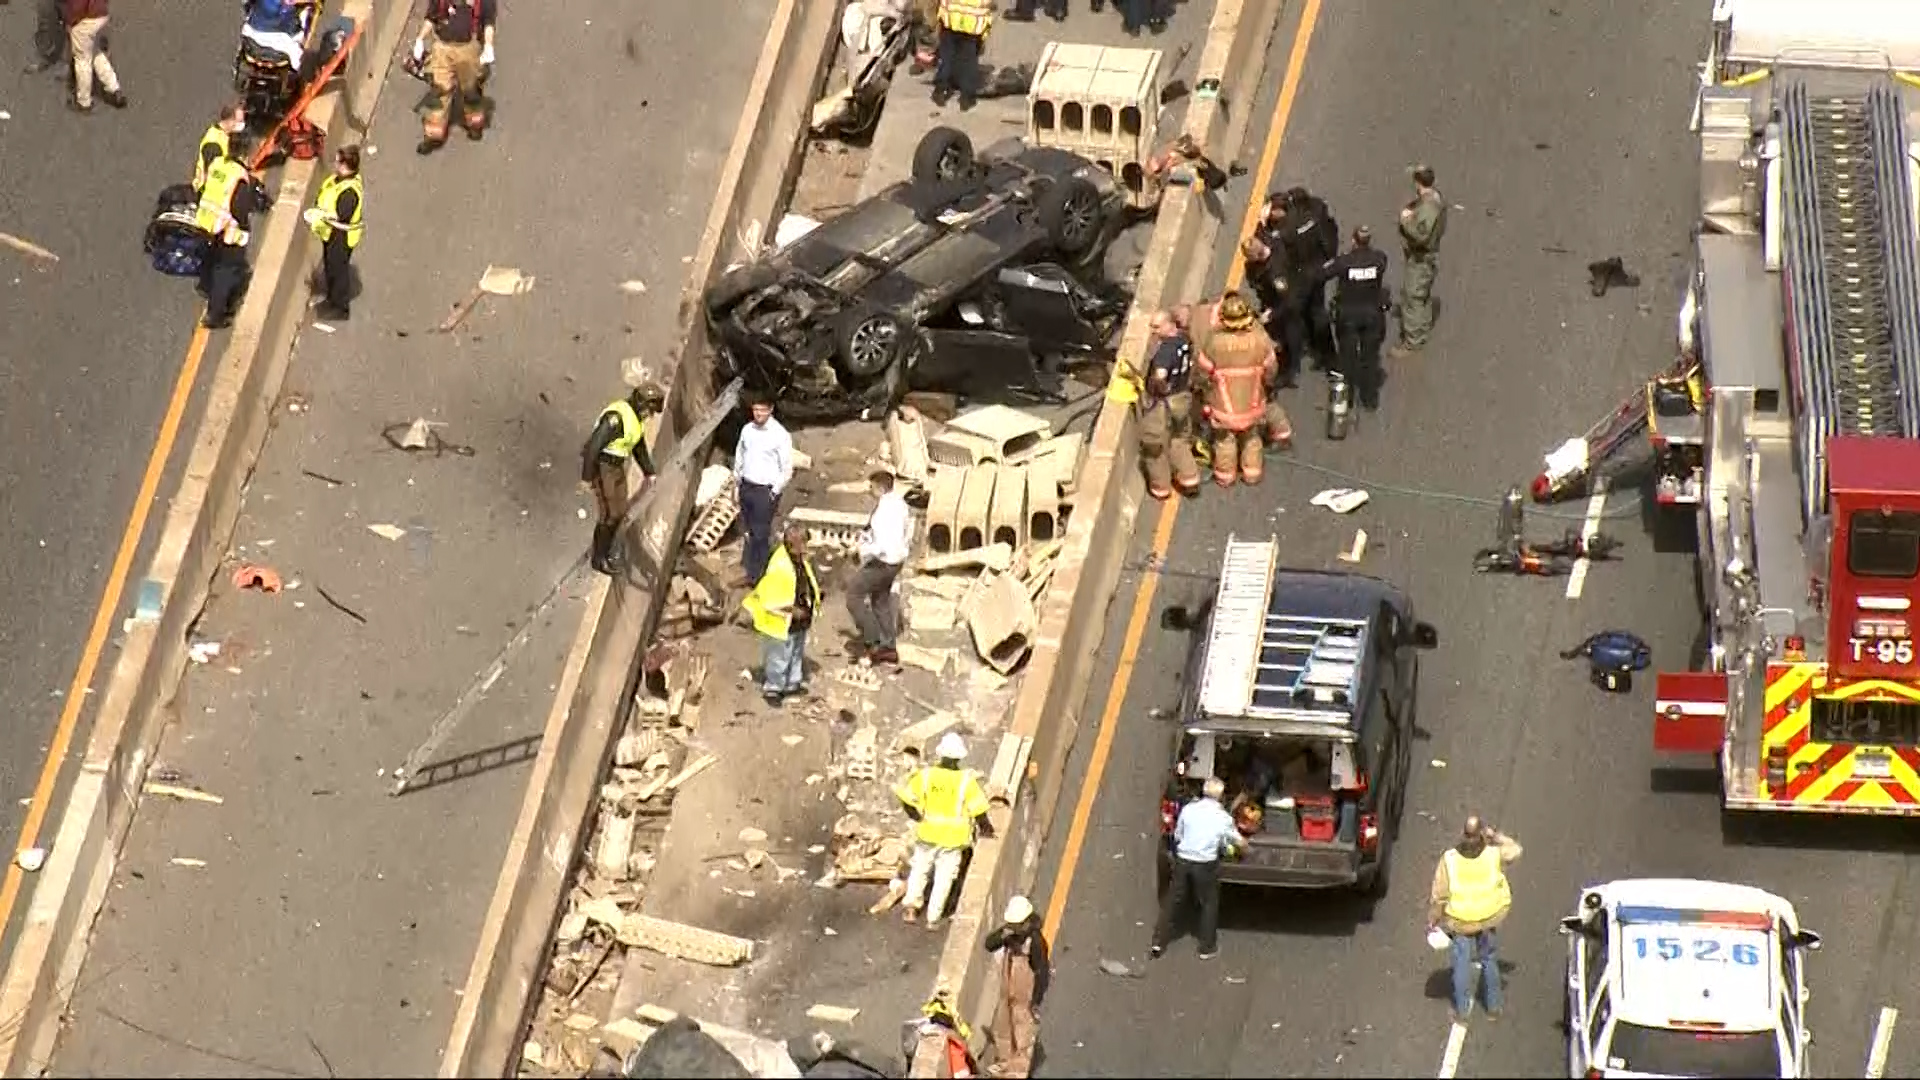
xmin=0 ymin=0 xmax=246 ymax=933
xmin=1029 ymin=0 xmax=1920 ymax=1076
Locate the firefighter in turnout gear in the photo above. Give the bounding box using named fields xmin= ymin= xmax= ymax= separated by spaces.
xmin=193 ymin=103 xmax=246 ymax=193
xmin=579 ymin=382 xmax=665 ymax=575
xmin=1192 ymin=292 xmax=1291 ymax=487
xmin=1322 ymin=226 xmax=1392 ymax=411
xmin=1138 ymin=306 xmax=1202 ymax=499
xmin=894 ymin=732 xmax=994 ymax=929
xmin=412 ymin=0 xmax=496 ymax=154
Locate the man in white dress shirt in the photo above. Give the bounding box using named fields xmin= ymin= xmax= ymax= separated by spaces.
xmin=847 ymin=470 xmax=911 ymax=665
xmin=733 ymin=393 xmax=794 ymax=585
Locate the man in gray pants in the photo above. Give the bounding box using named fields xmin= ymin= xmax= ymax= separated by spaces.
xmin=846 ymin=470 xmax=911 ymax=666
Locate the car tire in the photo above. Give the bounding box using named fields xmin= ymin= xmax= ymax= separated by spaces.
xmin=834 ymin=305 xmax=911 ymax=379
xmin=912 ymin=127 xmax=976 ymax=185
xmin=1038 ymin=176 xmax=1104 ymax=259
xmin=1362 ymin=833 xmax=1392 ymax=898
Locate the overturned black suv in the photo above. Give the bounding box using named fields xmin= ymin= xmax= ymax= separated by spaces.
xmin=704 ymin=127 xmax=1136 ymax=426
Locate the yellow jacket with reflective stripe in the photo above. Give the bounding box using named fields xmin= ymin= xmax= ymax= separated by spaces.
xmin=894 ymin=765 xmax=990 ymax=848
xmin=1441 ymin=847 xmax=1511 ymax=927
xmin=194 ymin=125 xmax=230 ymax=191
xmin=195 ymin=159 xmax=251 ymax=246
xmin=937 ymin=0 xmax=991 ymax=36
xmin=740 ymin=545 xmax=819 ymax=640
xmin=312 ymin=174 xmax=365 ymax=249
xmin=599 ymin=399 xmax=644 ymax=459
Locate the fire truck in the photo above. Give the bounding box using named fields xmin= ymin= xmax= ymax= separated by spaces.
xmin=1650 ymin=0 xmax=1920 ymax=815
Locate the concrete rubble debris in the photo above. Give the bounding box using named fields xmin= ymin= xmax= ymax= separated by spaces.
xmin=694 ymin=464 xmax=734 ymax=508
xmin=967 ymin=569 xmax=1038 ymax=674
xmin=686 ymin=474 xmax=741 ymax=553
xmin=896 ymin=643 xmax=952 ymax=675
xmin=892 ymin=711 xmax=960 ymax=757
xmin=886 ymin=406 xmax=933 ymax=487
xmin=844 ymin=724 xmax=878 ymax=780
xmin=806 ymin=1004 xmax=861 ymax=1024
xmin=944 ymin=404 xmax=1053 ymax=463
xmin=615 ymin=914 xmax=756 ymax=966
xmin=907 ymin=595 xmax=957 ymax=632
xmin=831 ymin=813 xmax=911 ymax=883
xmin=918 ymin=542 xmax=1013 ymax=574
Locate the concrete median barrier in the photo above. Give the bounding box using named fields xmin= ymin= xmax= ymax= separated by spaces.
xmin=436 ymin=0 xmax=843 ymax=1075
xmin=0 ymin=3 xmax=411 ymax=1074
xmin=908 ymin=0 xmax=1286 ymax=1072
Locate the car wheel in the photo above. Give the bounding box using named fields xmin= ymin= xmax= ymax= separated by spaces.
xmin=834 ymin=306 xmax=910 ymax=379
xmin=912 ymin=127 xmax=975 ymax=185
xmin=1362 ymin=832 xmax=1392 ymax=898
xmin=1038 ymin=176 xmax=1104 ymax=259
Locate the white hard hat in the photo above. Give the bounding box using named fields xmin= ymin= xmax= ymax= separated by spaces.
xmin=620 ymin=356 xmax=654 ymax=389
xmin=1003 ymin=895 xmax=1034 ymax=924
xmin=935 ymin=732 xmax=967 ymax=761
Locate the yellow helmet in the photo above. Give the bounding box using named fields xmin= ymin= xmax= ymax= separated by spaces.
xmin=1218 ymin=292 xmax=1256 ymax=330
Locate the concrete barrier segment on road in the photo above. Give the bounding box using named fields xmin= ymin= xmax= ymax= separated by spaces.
xmin=908 ymin=0 xmax=1287 ymax=1072
xmin=437 ymin=0 xmax=843 ymax=1074
xmin=0 ymin=0 xmax=414 ymax=1073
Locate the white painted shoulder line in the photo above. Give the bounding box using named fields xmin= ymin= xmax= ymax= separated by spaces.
xmin=1867 ymin=1005 xmax=1898 ymax=1079
xmin=1565 ymin=477 xmax=1611 ymax=601
xmin=1437 ymin=1020 xmax=1468 ymax=1079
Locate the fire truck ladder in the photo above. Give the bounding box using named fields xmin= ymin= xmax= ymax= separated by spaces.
xmin=1779 ymin=79 xmax=1920 ymax=519
xmin=1196 ymin=536 xmax=1277 ymax=719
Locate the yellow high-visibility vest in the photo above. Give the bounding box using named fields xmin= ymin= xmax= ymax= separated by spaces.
xmin=312 ymin=174 xmax=365 ymax=249
xmin=194 ymin=124 xmax=230 ymax=191
xmin=740 ymin=545 xmax=820 ymax=640
xmin=1442 ymin=847 xmax=1511 ymax=924
xmin=195 ymin=159 xmax=250 ymax=246
xmin=938 ymin=0 xmax=991 ymax=36
xmin=894 ymin=765 xmax=990 ymax=848
xmin=598 ymin=400 xmax=644 ymax=459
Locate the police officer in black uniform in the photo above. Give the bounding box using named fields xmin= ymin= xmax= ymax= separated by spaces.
xmin=1239 ymin=234 xmax=1299 ymax=388
xmin=1321 ymin=226 xmax=1391 ymax=411
xmin=1278 ymin=186 xmax=1340 ymax=366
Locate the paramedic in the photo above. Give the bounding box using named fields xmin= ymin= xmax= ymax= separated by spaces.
xmin=1427 ymin=815 xmax=1523 ymax=1023
xmin=193 ymin=104 xmax=247 ymax=192
xmin=894 ymin=732 xmax=993 ymax=929
xmin=1151 ymin=775 xmax=1241 ymax=960
xmin=196 ymin=138 xmax=269 ymax=330
xmin=308 ymin=144 xmax=364 ymax=321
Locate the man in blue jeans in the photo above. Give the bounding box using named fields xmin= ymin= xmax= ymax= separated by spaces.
xmin=741 ymin=525 xmax=820 ymax=707
xmin=733 ymin=394 xmax=793 ymax=585
xmin=1427 ymin=815 xmax=1523 ymax=1023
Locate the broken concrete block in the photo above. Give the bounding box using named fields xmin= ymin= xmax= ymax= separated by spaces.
xmin=615 ymin=730 xmax=662 ymax=767
xmin=928 ymin=429 xmax=1000 ymax=469
xmin=615 ymin=914 xmax=756 ymax=966
xmin=887 ymin=407 xmax=932 ymax=487
xmin=695 ymin=465 xmax=734 ymax=509
xmin=989 ymin=464 xmax=1028 ymax=550
xmin=968 ymin=570 xmax=1037 ymax=674
xmin=555 ymin=909 xmax=590 ymax=944
xmin=845 ymin=724 xmax=879 ymax=780
xmin=834 ymin=665 xmax=883 ymax=691
xmin=896 ymin=644 xmax=953 ymax=676
xmin=918 ymin=542 xmax=1012 ymax=574
xmin=946 ymin=404 xmax=1053 ymax=461
xmin=1038 ymin=431 xmax=1087 ymax=494
xmin=595 ymin=811 xmax=637 ymax=879
xmin=686 ymin=481 xmax=740 ymax=553
xmin=955 ymin=463 xmax=997 ymax=551
xmin=893 ymin=711 xmax=960 ymax=756
xmin=909 ymin=574 xmax=971 ymax=599
xmin=924 ymin=466 xmax=966 ymax=554
xmin=908 ymin=596 xmax=957 ymax=632
xmin=807 ymin=1004 xmax=861 ymax=1024
xmin=1026 ymin=461 xmax=1061 ymax=544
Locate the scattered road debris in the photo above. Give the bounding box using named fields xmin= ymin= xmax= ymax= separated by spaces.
xmin=479 ymin=265 xmax=536 ymax=295
xmin=16 ymin=848 xmax=46 ymax=873
xmin=231 ymin=563 xmax=283 ymax=594
xmin=619 ymin=279 xmax=647 ymax=294
xmin=806 ymin=1004 xmax=861 ymax=1024
xmin=0 ymin=231 xmax=58 ymax=263
xmin=1338 ymin=529 xmax=1368 ymax=563
xmin=367 ymin=523 xmax=408 ymax=542
xmin=382 ymin=418 xmax=475 ymax=458
xmin=1098 ymin=958 xmax=1143 ymax=978
xmin=143 ymin=782 xmax=224 ymax=805
xmin=315 ymin=585 xmax=368 ymax=624
xmin=301 ymin=468 xmax=345 ymax=487
xmin=169 ymin=857 xmax=208 ymax=868
xmin=1310 ymin=488 xmax=1370 ymax=514
xmin=187 ymin=641 xmax=223 ymax=665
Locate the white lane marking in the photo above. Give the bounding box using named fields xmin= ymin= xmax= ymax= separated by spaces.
xmin=1867 ymin=1005 xmax=1899 ymax=1079
xmin=1437 ymin=1021 xmax=1468 ymax=1079
xmin=1565 ymin=476 xmax=1611 ymax=600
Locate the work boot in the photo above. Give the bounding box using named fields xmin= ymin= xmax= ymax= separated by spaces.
xmin=869 ymin=647 xmax=900 ymax=667
xmin=417 ymin=135 xmax=445 ymax=155
xmin=101 ymin=89 xmax=127 ymax=109
xmin=1002 ymin=7 xmax=1036 ymax=19
xmin=590 ymin=524 xmax=620 ymax=575
xmin=930 ymin=86 xmax=952 ymax=106
xmin=67 ymin=98 xmax=92 ymax=114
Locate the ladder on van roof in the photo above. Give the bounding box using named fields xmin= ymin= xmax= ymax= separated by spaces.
xmin=1195 ymin=536 xmax=1276 ymax=719
xmin=1257 ymin=617 xmax=1367 ymax=713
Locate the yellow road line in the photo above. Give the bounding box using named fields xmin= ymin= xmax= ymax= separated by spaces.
xmin=1041 ymin=0 xmax=1326 ymax=942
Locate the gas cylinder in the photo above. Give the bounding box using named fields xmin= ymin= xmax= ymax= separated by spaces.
xmin=1326 ymin=374 xmax=1353 ymax=441
xmin=1497 ymin=485 xmax=1526 ymax=551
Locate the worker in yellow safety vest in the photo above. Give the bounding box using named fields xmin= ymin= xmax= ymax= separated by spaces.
xmin=894 ymin=732 xmax=993 ymax=929
xmin=194 ymin=136 xmax=269 ymax=331
xmin=741 ymin=525 xmax=822 ymax=706
xmin=1427 ymin=815 xmax=1523 ymax=1023
xmin=931 ymin=0 xmax=989 ymax=107
xmin=305 ymin=144 xmax=366 ymax=322
xmin=579 ymin=381 xmax=666 ymax=575
xmin=192 ymin=103 xmax=247 ymax=192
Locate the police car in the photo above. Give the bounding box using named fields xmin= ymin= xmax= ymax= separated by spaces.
xmin=1559 ymin=878 xmax=1822 ymax=1078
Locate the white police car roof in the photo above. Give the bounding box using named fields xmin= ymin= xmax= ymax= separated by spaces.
xmin=1593 ymin=878 xmax=1790 ymax=1033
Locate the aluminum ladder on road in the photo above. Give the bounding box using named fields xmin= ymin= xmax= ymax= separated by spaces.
xmin=1778 ymin=79 xmax=1920 ymax=518
xmin=1196 ymin=536 xmax=1277 ymax=719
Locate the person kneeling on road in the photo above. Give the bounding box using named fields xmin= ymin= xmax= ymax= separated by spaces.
xmin=1192 ymin=292 xmax=1291 ymax=488
xmin=1137 ymin=306 xmax=1202 ymax=501
xmin=894 ymin=732 xmax=993 ymax=929
xmin=1427 ymin=814 xmax=1522 ymax=1024
xmin=741 ymin=525 xmax=821 ymax=707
